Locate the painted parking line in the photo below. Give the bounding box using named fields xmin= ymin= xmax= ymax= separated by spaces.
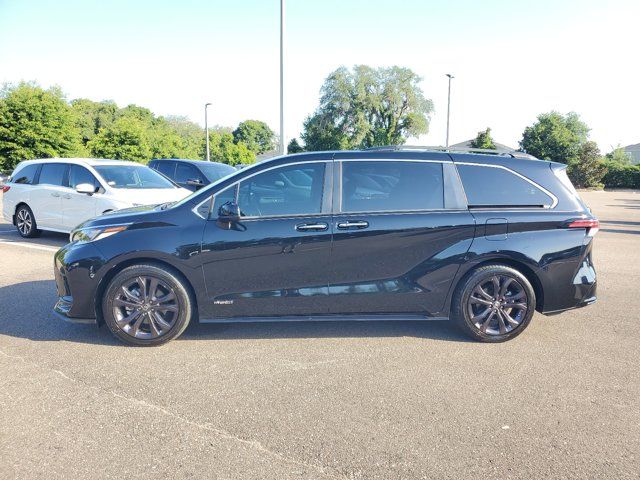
xmin=0 ymin=239 xmax=58 ymax=253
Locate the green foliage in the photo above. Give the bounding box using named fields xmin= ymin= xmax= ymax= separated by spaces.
xmin=87 ymin=116 xmax=151 ymax=163
xmin=302 ymin=65 xmax=433 ymax=151
xmin=566 ymin=141 xmax=607 ymax=188
xmin=208 ymin=131 xmax=255 ymax=166
xmin=605 ymin=147 xmax=632 ymax=165
xmin=163 ymin=116 xmax=204 ymax=159
xmin=519 ymin=111 xmax=589 ymax=163
xmin=0 ymin=82 xmax=83 ymax=170
xmin=601 ymin=160 xmax=640 ymax=189
xmin=232 ymin=120 xmax=276 ymax=154
xmin=470 ymin=128 xmax=496 ymax=150
xmin=71 ymin=98 xmax=118 ymax=146
xmin=287 ymin=138 xmax=304 ymax=154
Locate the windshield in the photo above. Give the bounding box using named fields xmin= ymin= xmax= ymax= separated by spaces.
xmin=198 ymin=163 xmax=237 ymax=182
xmin=94 ymin=165 xmax=177 ymax=189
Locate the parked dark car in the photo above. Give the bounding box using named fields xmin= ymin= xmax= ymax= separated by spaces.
xmin=148 ymin=158 xmax=236 ymax=191
xmin=53 ymin=148 xmax=598 ymax=346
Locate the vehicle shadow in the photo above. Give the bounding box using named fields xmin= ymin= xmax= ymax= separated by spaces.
xmin=0 ymin=280 xmax=471 ymax=345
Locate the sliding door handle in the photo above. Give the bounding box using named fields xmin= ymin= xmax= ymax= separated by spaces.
xmin=51 ymin=192 xmax=60 ymax=197
xmin=295 ymin=222 xmax=328 ymax=232
xmin=337 ymin=221 xmax=369 ymax=230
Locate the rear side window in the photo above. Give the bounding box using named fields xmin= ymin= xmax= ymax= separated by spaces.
xmin=341 ymin=161 xmax=444 ymax=212
xmin=176 ymin=164 xmax=205 ymax=184
xmin=457 ymin=164 xmax=553 ymax=208
xmin=154 ymin=161 xmax=176 ymax=179
xmin=11 ymin=164 xmax=39 ymax=184
xmin=38 ymin=163 xmax=67 ymax=186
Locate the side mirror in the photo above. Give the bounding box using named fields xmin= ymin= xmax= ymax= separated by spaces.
xmin=76 ymin=183 xmax=95 ymax=195
xmin=218 ymin=201 xmax=241 ymax=221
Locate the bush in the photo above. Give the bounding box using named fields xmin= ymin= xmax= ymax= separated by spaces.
xmin=601 ymin=160 xmax=640 ymax=189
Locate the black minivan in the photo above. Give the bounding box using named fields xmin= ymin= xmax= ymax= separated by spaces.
xmin=53 ymin=148 xmax=598 ymax=346
xmin=148 ymin=158 xmax=236 ymax=191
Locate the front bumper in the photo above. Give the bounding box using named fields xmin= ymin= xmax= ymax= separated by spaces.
xmin=53 ymin=296 xmax=96 ymax=324
xmin=52 ymin=241 xmax=107 ymax=323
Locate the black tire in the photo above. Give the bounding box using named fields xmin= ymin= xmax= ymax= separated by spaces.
xmin=102 ymin=264 xmax=194 ymax=346
xmin=451 ymin=264 xmax=536 ymax=342
xmin=15 ymin=204 xmax=41 ymax=238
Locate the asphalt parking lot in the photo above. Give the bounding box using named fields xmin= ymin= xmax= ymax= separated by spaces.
xmin=0 ymin=191 xmax=638 ymax=479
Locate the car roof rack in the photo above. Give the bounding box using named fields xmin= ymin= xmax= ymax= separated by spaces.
xmin=363 ymin=145 xmax=538 ymax=160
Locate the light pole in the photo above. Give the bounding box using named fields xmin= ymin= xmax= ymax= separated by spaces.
xmin=279 ymin=0 xmax=285 ymax=155
xmin=204 ymin=102 xmax=212 ymax=161
xmin=445 ymin=74 xmax=454 ymax=148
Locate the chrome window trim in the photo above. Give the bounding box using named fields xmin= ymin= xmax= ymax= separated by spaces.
xmin=455 ymin=161 xmax=558 ymax=209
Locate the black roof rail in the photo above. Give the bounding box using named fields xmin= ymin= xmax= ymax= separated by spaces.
xmin=363 ymin=145 xmax=538 ymax=160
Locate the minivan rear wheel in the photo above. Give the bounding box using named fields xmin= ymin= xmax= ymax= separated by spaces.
xmin=451 ymin=265 xmax=536 ymax=342
xmin=102 ymin=264 xmax=193 ymax=346
xmin=15 ymin=205 xmax=41 ymax=238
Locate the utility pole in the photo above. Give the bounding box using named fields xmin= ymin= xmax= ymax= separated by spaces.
xmin=279 ymin=0 xmax=285 ymax=155
xmin=205 ymin=102 xmax=212 ymax=161
xmin=445 ymin=74 xmax=454 ymax=147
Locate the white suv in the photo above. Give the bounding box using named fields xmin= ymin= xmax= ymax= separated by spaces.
xmin=2 ymin=158 xmax=191 ymax=237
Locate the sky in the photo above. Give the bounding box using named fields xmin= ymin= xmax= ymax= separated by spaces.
xmin=0 ymin=0 xmax=638 ymax=152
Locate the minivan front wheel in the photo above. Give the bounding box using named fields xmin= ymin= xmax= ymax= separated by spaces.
xmin=102 ymin=264 xmax=193 ymax=346
xmin=452 ymin=265 xmax=536 ymax=342
xmin=15 ymin=205 xmax=41 ymax=238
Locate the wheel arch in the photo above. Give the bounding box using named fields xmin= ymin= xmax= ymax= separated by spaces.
xmin=452 ymin=257 xmax=545 ymax=313
xmin=94 ymin=257 xmax=199 ymax=326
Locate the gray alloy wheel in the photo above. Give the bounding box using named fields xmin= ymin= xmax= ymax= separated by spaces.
xmin=15 ymin=205 xmax=41 ymax=238
xmin=103 ymin=264 xmax=193 ymax=346
xmin=451 ymin=265 xmax=536 ymax=342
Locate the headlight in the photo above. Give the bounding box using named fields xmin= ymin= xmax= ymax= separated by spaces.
xmin=70 ymin=225 xmax=129 ymax=243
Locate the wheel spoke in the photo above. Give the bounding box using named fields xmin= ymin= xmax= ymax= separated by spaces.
xmin=152 ymin=311 xmax=172 ymax=330
xmin=147 ymin=313 xmax=161 ymax=338
xmin=490 ymin=276 xmax=500 ymax=297
xmin=503 ymin=302 xmax=527 ymax=310
xmin=121 ymin=285 xmax=142 ymax=303
xmin=115 ymin=308 xmax=141 ymax=328
xmin=500 ymin=309 xmax=520 ymax=327
xmin=480 ymin=311 xmax=496 ymax=333
xmin=155 ymin=291 xmax=175 ymax=304
xmin=474 ymin=286 xmax=493 ymax=301
xmin=496 ymin=310 xmax=507 ymax=334
xmin=472 ymin=307 xmax=491 ymax=324
xmin=498 ymin=277 xmax=514 ymax=297
xmin=129 ymin=314 xmax=145 ymax=337
xmin=148 ymin=277 xmax=159 ymax=300
xmin=114 ymin=298 xmax=142 ymax=309
xmin=136 ymin=277 xmax=148 ymax=301
xmin=155 ymin=304 xmax=178 ymax=312
xmin=470 ymin=296 xmax=493 ymax=306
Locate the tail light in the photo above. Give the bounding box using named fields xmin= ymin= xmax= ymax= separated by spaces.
xmin=568 ymin=218 xmax=599 ymax=236
xmin=1 ymin=185 xmax=9 ymax=193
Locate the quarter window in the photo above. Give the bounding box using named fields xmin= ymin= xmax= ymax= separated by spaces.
xmin=238 ymin=163 xmax=326 ymax=217
xmin=176 ymin=164 xmax=205 ymax=184
xmin=155 ymin=161 xmax=176 ymax=179
xmin=38 ymin=163 xmax=67 ymax=186
xmin=11 ymin=164 xmax=39 ymax=184
xmin=457 ymin=164 xmax=553 ymax=207
xmin=341 ymin=161 xmax=444 ymax=212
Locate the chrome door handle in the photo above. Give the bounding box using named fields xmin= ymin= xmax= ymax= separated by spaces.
xmin=337 ymin=221 xmax=369 ymax=230
xmin=63 ymin=194 xmax=71 ymax=199
xmin=51 ymin=192 xmax=60 ymax=197
xmin=295 ymin=222 xmax=328 ymax=232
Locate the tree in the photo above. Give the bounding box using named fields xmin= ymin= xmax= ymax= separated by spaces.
xmin=287 ymin=138 xmax=304 ymax=154
xmin=0 ymin=82 xmax=83 ymax=170
xmin=567 ymin=141 xmax=607 ymax=188
xmin=209 ymin=131 xmax=255 ymax=166
xmin=232 ymin=120 xmax=276 ymax=154
xmin=519 ymin=111 xmax=589 ymax=162
xmin=87 ymin=116 xmax=151 ymax=162
xmin=71 ymin=98 xmax=118 ymax=146
xmin=605 ymin=146 xmax=632 ymax=165
xmin=163 ymin=116 xmax=204 ymax=159
xmin=470 ymin=128 xmax=496 ymax=150
xmin=301 ymin=65 xmax=433 ymax=151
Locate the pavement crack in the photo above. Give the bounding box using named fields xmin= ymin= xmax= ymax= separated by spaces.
xmin=0 ymin=348 xmax=347 ymax=479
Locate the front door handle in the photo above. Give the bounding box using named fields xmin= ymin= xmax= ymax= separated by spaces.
xmin=51 ymin=192 xmax=60 ymax=197
xmin=295 ymin=222 xmax=328 ymax=232
xmin=62 ymin=194 xmax=71 ymax=199
xmin=337 ymin=220 xmax=369 ymax=230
